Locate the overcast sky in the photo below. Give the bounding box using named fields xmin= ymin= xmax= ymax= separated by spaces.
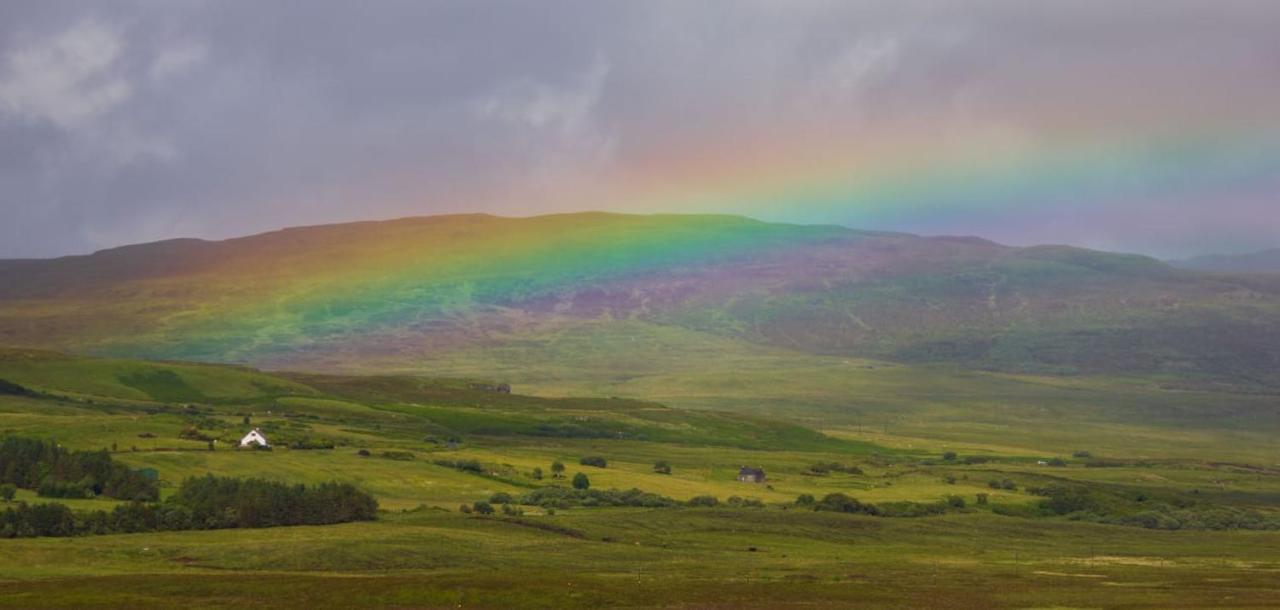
xmin=1 ymin=1 xmax=1278 ymax=259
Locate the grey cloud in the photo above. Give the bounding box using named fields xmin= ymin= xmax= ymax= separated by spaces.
xmin=0 ymin=1 xmax=1278 ymax=258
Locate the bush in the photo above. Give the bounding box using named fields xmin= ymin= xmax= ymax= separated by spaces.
xmin=945 ymin=495 xmax=966 ymax=508
xmin=381 ymin=451 xmax=416 ymax=461
xmin=942 ymin=451 xmax=958 ymax=461
xmin=652 ymin=460 xmax=671 ymax=475
xmin=1048 ymin=457 xmax=1068 ymax=467
xmin=813 ymin=493 xmax=878 ymax=515
xmin=531 ymin=467 xmax=543 ymax=480
xmin=686 ymin=495 xmax=720 ymax=507
xmin=795 ymin=493 xmax=815 ymax=506
xmin=976 ymin=493 xmax=989 ymax=506
xmin=356 ymin=449 xmax=371 ymax=457
xmin=489 ymin=492 xmax=513 ymax=504
xmin=1072 ymin=451 xmax=1092 ymax=459
xmin=471 ymin=501 xmax=494 ymax=515
xmin=579 ymin=456 xmax=608 ymax=468
xmin=988 ymin=479 xmax=1017 ymax=491
xmin=0 ymin=484 xmax=15 ymax=502
xmin=572 ymin=473 xmax=591 ymax=490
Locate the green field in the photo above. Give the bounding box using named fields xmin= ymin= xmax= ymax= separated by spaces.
xmin=1 ymin=348 xmax=1279 ymax=608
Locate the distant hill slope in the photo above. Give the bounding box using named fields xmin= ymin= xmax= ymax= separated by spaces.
xmin=1170 ymin=248 xmax=1280 ymax=273
xmin=2 ymin=212 xmax=1279 ymax=384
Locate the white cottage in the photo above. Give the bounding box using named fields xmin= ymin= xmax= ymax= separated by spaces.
xmin=239 ymin=428 xmax=270 ymax=448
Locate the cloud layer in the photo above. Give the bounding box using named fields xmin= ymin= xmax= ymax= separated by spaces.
xmin=1 ymin=1 xmax=1278 ymax=258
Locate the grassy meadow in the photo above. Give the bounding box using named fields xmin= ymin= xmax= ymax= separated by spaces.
xmin=1 ymin=347 xmax=1278 ymax=608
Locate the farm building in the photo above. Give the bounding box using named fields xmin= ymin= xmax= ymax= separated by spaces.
xmin=737 ymin=466 xmax=766 ymax=483
xmin=239 ymin=428 xmax=270 ymax=448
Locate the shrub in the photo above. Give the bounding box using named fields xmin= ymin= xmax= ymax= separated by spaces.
xmin=976 ymin=493 xmax=989 ymax=506
xmin=813 ymin=493 xmax=878 ymax=515
xmin=687 ymin=495 xmax=720 ymax=507
xmin=531 ymin=467 xmax=543 ymax=480
xmin=489 ymin=492 xmax=513 ymax=504
xmin=1072 ymin=450 xmax=1092 ymax=459
xmin=572 ymin=473 xmax=591 ymax=490
xmin=471 ymin=501 xmax=494 ymax=515
xmin=795 ymin=493 xmax=815 ymax=506
xmin=1048 ymin=457 xmax=1068 ymax=467
xmin=459 ymin=504 xmax=472 ymax=514
xmin=579 ymin=456 xmax=608 ymax=468
xmin=945 ymin=495 xmax=966 ymax=508
xmin=356 ymin=449 xmax=371 ymax=457
xmin=0 ymin=484 xmax=15 ymax=502
xmin=381 ymin=451 xmax=416 ymax=461
xmin=652 ymin=460 xmax=671 ymax=475
xmin=942 ymin=451 xmax=958 ymax=461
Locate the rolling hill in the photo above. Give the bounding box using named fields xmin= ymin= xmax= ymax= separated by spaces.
xmin=2 ymin=213 xmax=1279 ymax=387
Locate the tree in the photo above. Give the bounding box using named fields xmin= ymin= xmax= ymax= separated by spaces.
xmin=652 ymin=460 xmax=671 ymax=475
xmin=531 ymin=467 xmax=543 ymax=480
xmin=0 ymin=484 xmax=15 ymax=502
xmin=471 ymin=501 xmax=494 ymax=515
xmin=551 ymin=461 xmax=566 ymax=478
xmin=242 ymin=415 xmax=251 ymax=426
xmin=572 ymin=473 xmax=590 ymax=490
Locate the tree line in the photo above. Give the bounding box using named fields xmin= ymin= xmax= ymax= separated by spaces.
xmin=0 ymin=474 xmax=378 ymax=538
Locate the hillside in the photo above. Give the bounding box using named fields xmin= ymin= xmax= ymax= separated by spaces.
xmin=2 ymin=213 xmax=1280 ymax=386
xmin=1 ymin=348 xmax=1278 ymax=608
xmin=1170 ymin=248 xmax=1280 ymax=273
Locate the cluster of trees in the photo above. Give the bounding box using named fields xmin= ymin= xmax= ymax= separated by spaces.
xmin=0 ymin=475 xmax=377 ymax=538
xmin=169 ymin=475 xmax=377 ymax=528
xmin=798 ymin=492 xmax=966 ymax=517
xmin=1014 ymin=484 xmax=1280 ymax=531
xmin=0 ymin=437 xmax=158 ymax=501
